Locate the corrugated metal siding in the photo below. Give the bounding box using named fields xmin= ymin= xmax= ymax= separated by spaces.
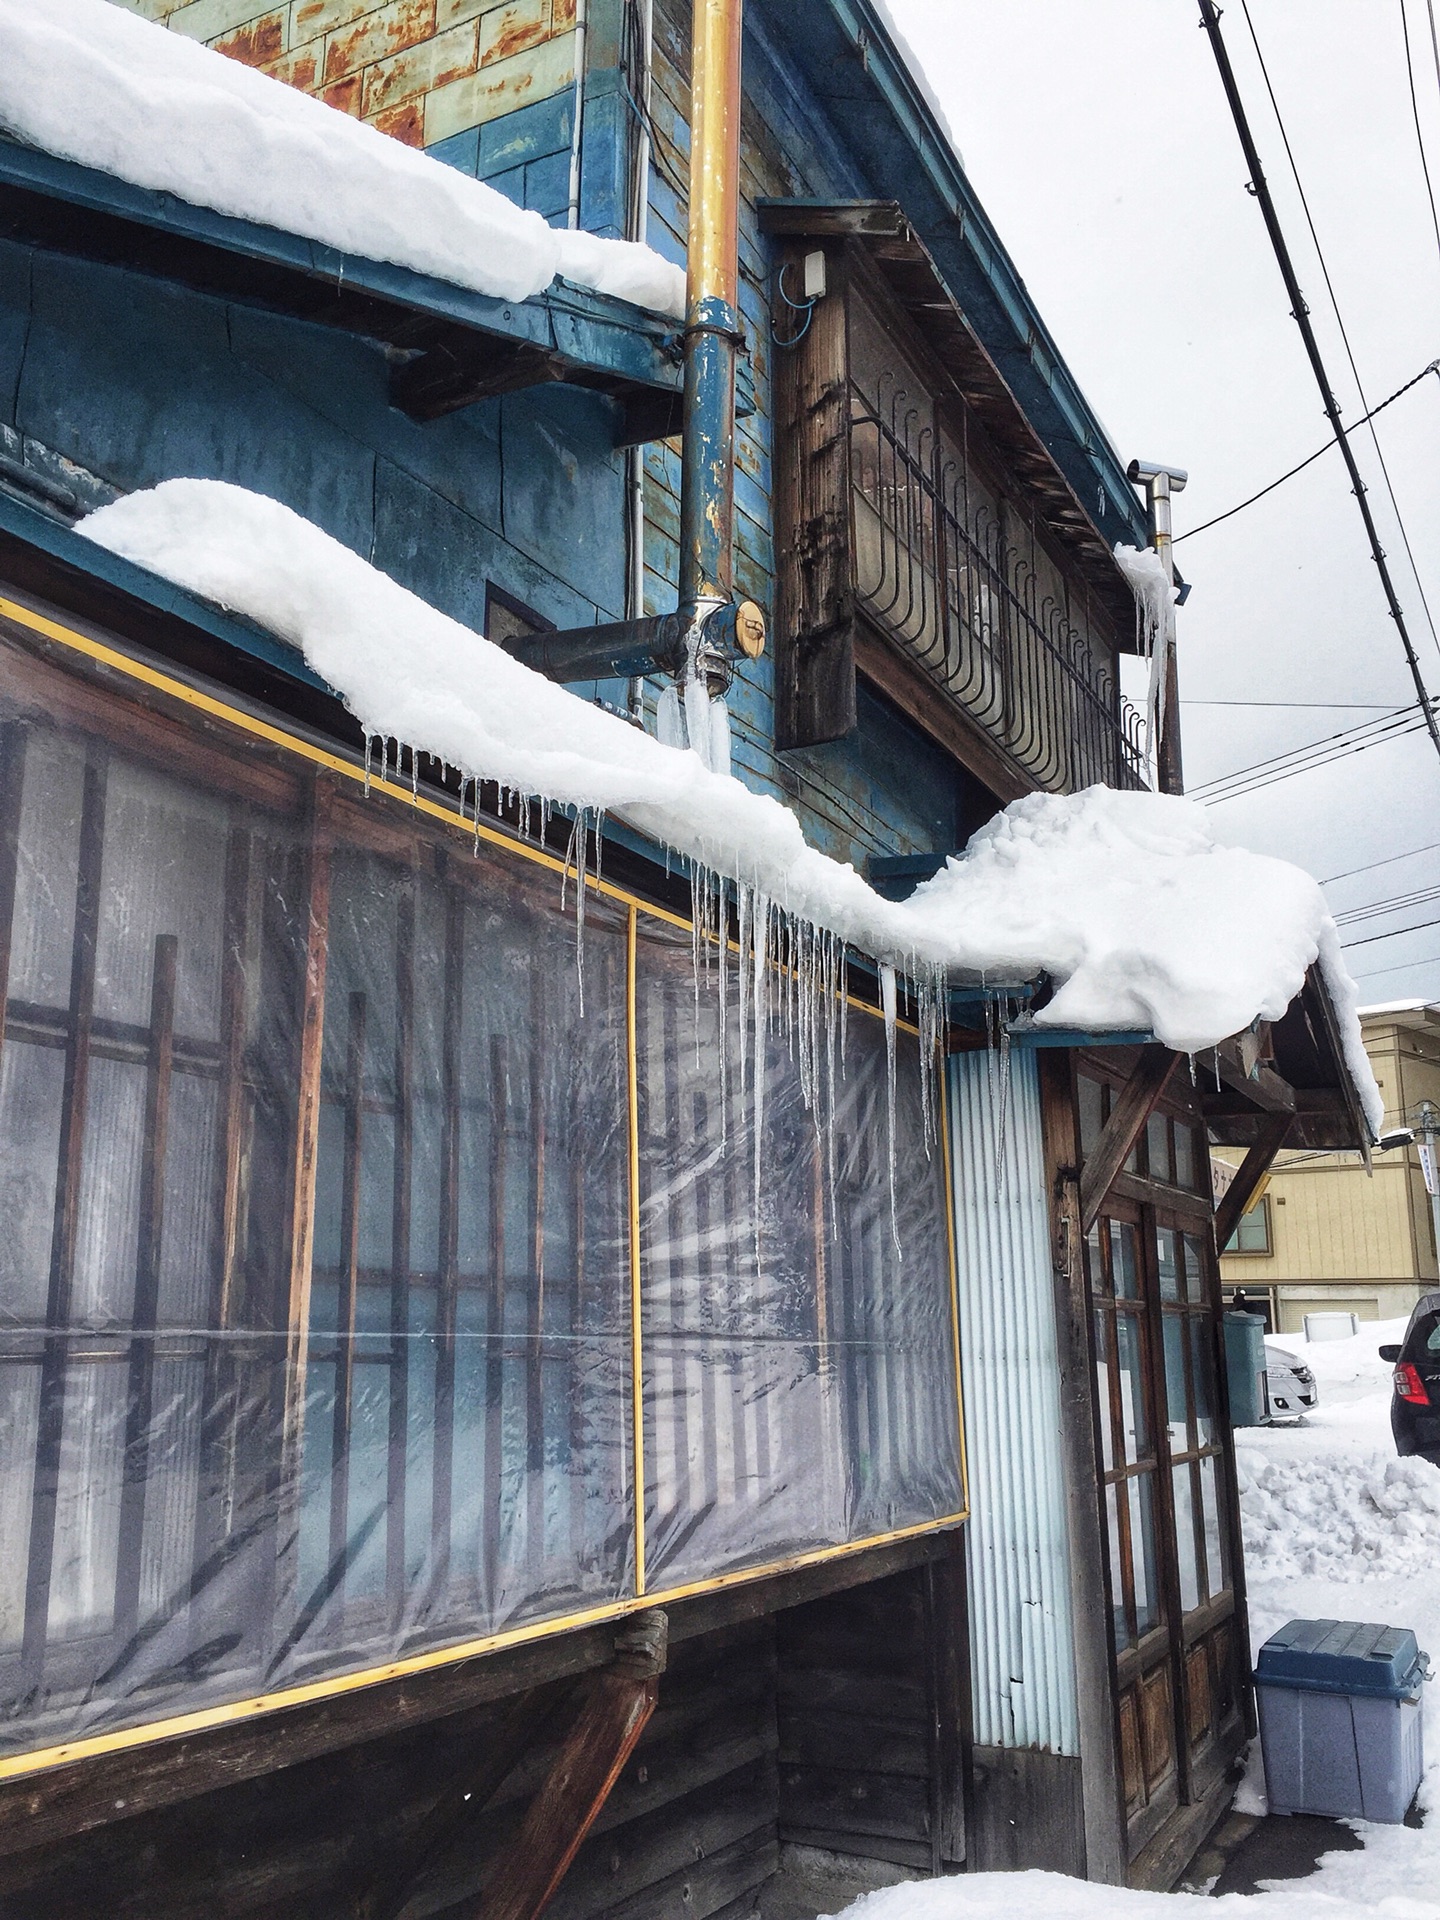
xmin=949 ymin=1049 xmax=1078 ymax=1755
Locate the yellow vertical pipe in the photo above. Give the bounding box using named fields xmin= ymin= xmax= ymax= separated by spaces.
xmin=686 ymin=0 xmax=742 ymax=318
xmin=679 ymin=0 xmax=744 ymax=609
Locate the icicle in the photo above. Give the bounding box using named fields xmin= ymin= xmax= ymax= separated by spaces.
xmin=751 ymin=893 xmax=770 ymax=1242
xmin=363 ymin=732 xmax=376 ymax=798
xmin=736 ymin=881 xmax=752 ymax=1102
xmin=717 ymin=872 xmax=729 ymax=1150
xmin=410 ymin=746 xmax=419 ymax=801
xmin=574 ymin=807 xmax=587 ymax=1017
xmin=880 ymin=962 xmax=900 ymax=1254
xmin=683 ymin=673 xmax=714 ymax=772
xmin=993 ymin=999 xmax=1013 ymax=1188
xmin=709 ymin=693 xmax=732 ymax=779
xmin=657 ymin=683 xmax=686 ymax=751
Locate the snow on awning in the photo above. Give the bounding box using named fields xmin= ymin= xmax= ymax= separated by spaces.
xmin=0 ymin=0 xmax=686 ymax=320
xmin=76 ymin=481 xmax=1382 ymax=1137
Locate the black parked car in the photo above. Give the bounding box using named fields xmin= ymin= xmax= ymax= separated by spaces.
xmin=1380 ymin=1290 xmax=1440 ymax=1463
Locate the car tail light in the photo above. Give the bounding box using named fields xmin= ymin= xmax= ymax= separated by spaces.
xmin=1395 ymin=1361 xmax=1429 ymax=1405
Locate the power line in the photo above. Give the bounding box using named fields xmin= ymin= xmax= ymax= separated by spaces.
xmin=1333 ymin=881 xmax=1440 ymax=926
xmin=1324 ymin=838 xmax=1440 ymax=884
xmin=1239 ymin=0 xmax=1440 ymax=670
xmin=1185 ymin=700 xmax=1399 ymax=709
xmin=1403 ymin=0 xmax=1440 ymax=277
xmin=1342 ymin=913 xmax=1440 ymax=949
xmin=1198 ymin=1 xmax=1440 ymax=765
xmin=1172 ymin=358 xmax=1440 ymax=545
xmin=1351 ymin=951 xmax=1440 ymax=982
xmin=1190 ymin=703 xmax=1436 ymax=803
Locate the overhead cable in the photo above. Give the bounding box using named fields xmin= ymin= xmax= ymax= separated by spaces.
xmin=1342 ymin=912 xmax=1440 ymax=950
xmin=1403 ymin=0 xmax=1440 ymax=276
xmin=1239 ymin=0 xmax=1440 ymax=670
xmin=1190 ymin=702 xmax=1438 ymax=803
xmin=1323 ymin=837 xmax=1440 ymax=884
xmin=1173 ymin=358 xmax=1440 ymax=545
xmin=1199 ymin=0 xmax=1440 ymax=768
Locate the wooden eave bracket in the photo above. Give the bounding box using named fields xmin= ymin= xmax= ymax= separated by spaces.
xmin=1079 ymin=1044 xmax=1181 ymax=1232
xmin=1212 ymin=1112 xmax=1292 ymax=1255
xmin=356 ymin=1611 xmax=668 ymax=1920
xmin=469 ymin=1610 xmax=669 ymax=1920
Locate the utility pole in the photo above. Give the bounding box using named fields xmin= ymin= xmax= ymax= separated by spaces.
xmin=1197 ymin=0 xmax=1440 ymax=767
xmin=1414 ymin=1100 xmax=1440 ymax=1274
xmin=1127 ymin=457 xmax=1188 ymax=795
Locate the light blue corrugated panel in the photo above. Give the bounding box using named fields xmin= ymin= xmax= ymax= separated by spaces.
xmin=949 ymin=1049 xmax=1079 ymax=1755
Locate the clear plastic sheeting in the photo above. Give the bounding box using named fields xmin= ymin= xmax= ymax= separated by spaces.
xmin=635 ymin=917 xmax=963 ymax=1591
xmin=0 ymin=617 xmax=964 ymax=1770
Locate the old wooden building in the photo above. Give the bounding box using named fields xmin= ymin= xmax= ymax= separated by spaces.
xmin=0 ymin=0 xmax=1375 ymax=1914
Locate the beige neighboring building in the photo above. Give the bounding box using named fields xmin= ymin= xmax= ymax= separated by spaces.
xmin=1219 ymin=1001 xmax=1440 ymax=1333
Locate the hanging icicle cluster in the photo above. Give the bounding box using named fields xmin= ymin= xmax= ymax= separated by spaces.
xmin=355 ymin=728 xmax=970 ymax=1254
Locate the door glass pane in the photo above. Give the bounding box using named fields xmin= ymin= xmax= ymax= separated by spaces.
xmin=1174 ymin=1124 xmax=1196 ymax=1190
xmin=1172 ymin=1462 xmax=1200 ymax=1612
xmin=1146 ymin=1112 xmax=1172 ymax=1184
xmin=1156 ymin=1227 xmax=1179 ymax=1302
xmin=1200 ymin=1454 xmax=1227 ymax=1597
xmin=1087 ymin=1221 xmax=1108 ymax=1294
xmin=1191 ymin=1324 xmax=1216 ymax=1446
xmin=1116 ymin=1311 xmax=1148 ymax=1463
xmin=1093 ymin=1310 xmax=1114 ymax=1471
xmin=1162 ymin=1313 xmax=1188 ymax=1450
xmin=1078 ymin=1075 xmax=1104 ymax=1156
xmin=1129 ymin=1473 xmax=1160 ymax=1636
xmin=1106 ymin=1483 xmax=1131 ymax=1651
xmin=1111 ymin=1221 xmax=1139 ymax=1298
xmin=1183 ymin=1233 xmax=1209 ymax=1304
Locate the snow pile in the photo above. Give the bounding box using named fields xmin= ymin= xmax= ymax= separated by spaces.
xmin=1235 ymin=1446 xmax=1440 ymax=1586
xmin=824 ymin=1867 xmax=1439 ymax=1920
xmin=77 ymin=479 xmax=1379 ymax=1122
xmin=0 ymin=0 xmax=685 ymax=317
xmin=829 ymin=1318 xmax=1440 ymax=1920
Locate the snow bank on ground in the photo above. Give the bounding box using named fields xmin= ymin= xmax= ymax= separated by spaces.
xmin=0 ymin=0 xmax=685 ymax=317
xmin=831 ymin=1320 xmax=1440 ymax=1920
xmin=78 ymin=480 xmax=1378 ymax=1106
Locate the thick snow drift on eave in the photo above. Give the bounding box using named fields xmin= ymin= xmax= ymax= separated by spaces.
xmin=75 ymin=480 xmax=1383 ymax=1133
xmin=0 ymin=0 xmax=685 ymax=319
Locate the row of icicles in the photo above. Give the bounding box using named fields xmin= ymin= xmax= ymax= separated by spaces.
xmin=360 ymin=732 xmax=1020 ymax=1256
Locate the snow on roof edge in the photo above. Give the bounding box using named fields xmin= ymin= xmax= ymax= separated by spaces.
xmin=74 ymin=479 xmax=1383 ymax=1137
xmin=0 ymin=0 xmax=686 ymax=320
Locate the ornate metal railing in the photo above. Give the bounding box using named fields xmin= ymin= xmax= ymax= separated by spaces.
xmin=850 ymin=377 xmax=1148 ymax=793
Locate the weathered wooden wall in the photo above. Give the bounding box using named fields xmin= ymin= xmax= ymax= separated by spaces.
xmin=0 ymin=1567 xmax=964 ymax=1920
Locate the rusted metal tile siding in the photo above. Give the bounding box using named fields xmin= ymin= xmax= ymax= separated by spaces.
xmin=107 ymin=0 xmax=578 ymax=153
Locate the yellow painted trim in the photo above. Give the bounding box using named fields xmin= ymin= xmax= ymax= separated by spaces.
xmin=939 ymin=1059 xmax=970 ymax=1520
xmin=0 ymin=591 xmax=913 ymax=1038
xmin=0 ymin=596 xmax=972 ymax=1778
xmin=626 ymin=903 xmax=646 ymax=1596
xmin=0 ymin=1513 xmax=965 ymax=1785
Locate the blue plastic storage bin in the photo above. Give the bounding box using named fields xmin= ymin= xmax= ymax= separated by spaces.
xmin=1255 ymin=1619 xmax=1428 ymax=1823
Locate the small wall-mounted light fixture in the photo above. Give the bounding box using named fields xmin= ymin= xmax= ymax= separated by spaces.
xmin=802 ymin=249 xmax=827 ymax=301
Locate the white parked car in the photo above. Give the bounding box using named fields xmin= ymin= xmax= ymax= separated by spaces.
xmin=1265 ymin=1347 xmax=1318 ymax=1418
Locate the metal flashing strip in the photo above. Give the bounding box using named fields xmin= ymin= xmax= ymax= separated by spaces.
xmin=1007 ymin=1022 xmax=1155 ymax=1049
xmin=0 ymin=590 xmax=970 ymax=1784
xmin=0 ymin=137 xmax=681 ymax=410
xmin=0 ymin=485 xmax=330 ymax=692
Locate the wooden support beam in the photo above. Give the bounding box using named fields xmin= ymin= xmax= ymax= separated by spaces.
xmin=1213 ymin=1114 xmax=1291 ymax=1255
xmin=1079 ymin=1045 xmax=1180 ymax=1232
xmin=357 ymin=1683 xmax=573 ymax=1920
xmin=470 ymin=1610 xmax=668 ymax=1920
xmin=1207 ymin=1040 xmax=1295 ymax=1116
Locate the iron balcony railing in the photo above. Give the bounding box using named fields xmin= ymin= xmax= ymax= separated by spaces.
xmin=851 ymin=378 xmax=1148 ymax=794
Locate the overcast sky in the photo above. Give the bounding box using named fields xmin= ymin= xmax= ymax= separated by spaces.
xmin=888 ymin=0 xmax=1440 ymax=1007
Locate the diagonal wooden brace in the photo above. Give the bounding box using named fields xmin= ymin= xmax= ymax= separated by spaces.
xmin=468 ymin=1610 xmax=669 ymax=1920
xmin=1212 ymin=1113 xmax=1291 ymax=1255
xmin=1079 ymin=1045 xmax=1181 ymax=1232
